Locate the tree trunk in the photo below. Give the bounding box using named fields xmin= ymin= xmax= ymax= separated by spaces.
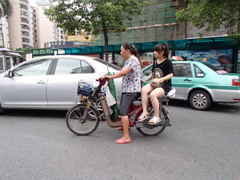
xmin=102 ymin=22 xmax=108 ymax=62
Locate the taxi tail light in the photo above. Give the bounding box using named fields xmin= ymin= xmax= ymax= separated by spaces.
xmin=232 ymin=79 xmax=240 ymax=86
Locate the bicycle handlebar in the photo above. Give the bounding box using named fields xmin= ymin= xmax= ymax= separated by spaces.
xmin=96 ymin=77 xmax=109 ymax=86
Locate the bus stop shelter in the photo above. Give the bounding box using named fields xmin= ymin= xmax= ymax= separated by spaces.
xmin=0 ymin=48 xmax=22 ymax=73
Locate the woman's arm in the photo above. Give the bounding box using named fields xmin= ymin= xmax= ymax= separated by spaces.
xmin=142 ymin=73 xmax=153 ymax=82
xmin=158 ymin=73 xmax=173 ymax=83
xmin=104 ymin=67 xmax=132 ymax=79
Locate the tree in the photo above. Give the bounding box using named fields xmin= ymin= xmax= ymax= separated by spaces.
xmin=0 ymin=0 xmax=12 ymax=18
xmin=16 ymin=47 xmax=34 ymax=63
xmin=44 ymin=0 xmax=147 ymax=61
xmin=176 ymin=0 xmax=240 ymax=42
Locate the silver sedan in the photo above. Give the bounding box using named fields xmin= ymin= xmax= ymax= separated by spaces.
xmin=0 ymin=55 xmax=122 ymax=113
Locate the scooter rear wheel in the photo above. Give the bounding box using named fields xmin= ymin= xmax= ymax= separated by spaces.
xmin=66 ymin=104 xmax=100 ymax=136
xmin=136 ymin=107 xmax=169 ymax=136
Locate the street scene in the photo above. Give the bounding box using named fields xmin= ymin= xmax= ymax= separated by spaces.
xmin=0 ymin=0 xmax=240 ymax=179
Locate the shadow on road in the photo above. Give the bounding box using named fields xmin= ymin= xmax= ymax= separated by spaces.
xmin=3 ymin=109 xmax=67 ymax=118
xmin=168 ymin=99 xmax=240 ymax=113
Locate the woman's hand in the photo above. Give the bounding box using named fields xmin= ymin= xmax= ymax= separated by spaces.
xmin=141 ymin=78 xmax=146 ymax=83
xmin=152 ymin=78 xmax=164 ymax=84
xmin=159 ymin=78 xmax=164 ymax=83
xmin=102 ymin=75 xmax=111 ymax=80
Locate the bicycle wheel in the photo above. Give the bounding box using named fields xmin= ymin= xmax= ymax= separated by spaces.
xmin=136 ymin=106 xmax=169 ymax=136
xmin=66 ymin=104 xmax=100 ymax=136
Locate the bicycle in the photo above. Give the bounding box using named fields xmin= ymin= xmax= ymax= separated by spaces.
xmin=66 ymin=78 xmax=175 ymax=136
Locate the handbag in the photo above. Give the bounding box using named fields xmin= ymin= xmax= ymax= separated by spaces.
xmin=150 ymin=79 xmax=162 ymax=88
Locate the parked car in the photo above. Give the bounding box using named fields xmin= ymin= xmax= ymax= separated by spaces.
xmin=142 ymin=61 xmax=240 ymax=110
xmin=0 ymin=55 xmax=122 ymax=114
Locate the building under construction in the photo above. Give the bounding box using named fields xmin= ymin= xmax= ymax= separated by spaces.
xmin=92 ymin=0 xmax=179 ymax=46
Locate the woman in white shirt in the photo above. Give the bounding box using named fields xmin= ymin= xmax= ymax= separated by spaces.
xmin=103 ymin=43 xmax=142 ymax=144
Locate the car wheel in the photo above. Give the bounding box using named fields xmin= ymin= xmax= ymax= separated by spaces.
xmin=189 ymin=90 xmax=211 ymax=110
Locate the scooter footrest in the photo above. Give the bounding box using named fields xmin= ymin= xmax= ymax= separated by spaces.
xmin=135 ymin=119 xmax=172 ymax=128
xmin=160 ymin=119 xmax=172 ymax=126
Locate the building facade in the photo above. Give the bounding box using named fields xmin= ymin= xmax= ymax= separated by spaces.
xmin=36 ymin=1 xmax=66 ymax=48
xmin=7 ymin=0 xmax=37 ymax=49
xmin=0 ymin=17 xmax=10 ymax=48
xmin=2 ymin=0 xmax=66 ymax=50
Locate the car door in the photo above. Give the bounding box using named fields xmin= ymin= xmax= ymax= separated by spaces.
xmin=46 ymin=58 xmax=95 ymax=107
xmin=172 ymin=63 xmax=194 ymax=100
xmin=1 ymin=58 xmax=53 ymax=107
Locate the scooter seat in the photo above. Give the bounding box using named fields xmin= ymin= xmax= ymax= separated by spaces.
xmin=166 ymin=87 xmax=176 ymax=98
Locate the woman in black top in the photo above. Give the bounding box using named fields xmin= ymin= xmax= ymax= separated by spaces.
xmin=139 ymin=43 xmax=174 ymax=124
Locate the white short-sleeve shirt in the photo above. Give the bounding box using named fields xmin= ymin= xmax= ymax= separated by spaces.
xmin=122 ymin=55 xmax=141 ymax=93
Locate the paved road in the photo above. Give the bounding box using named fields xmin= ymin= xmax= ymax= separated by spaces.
xmin=0 ymin=101 xmax=240 ymax=180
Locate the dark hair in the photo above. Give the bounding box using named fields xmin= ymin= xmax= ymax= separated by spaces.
xmin=216 ymin=55 xmax=232 ymax=64
xmin=122 ymin=43 xmax=142 ymax=68
xmin=153 ymin=42 xmax=169 ymax=58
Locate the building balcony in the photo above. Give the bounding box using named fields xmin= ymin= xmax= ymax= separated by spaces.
xmin=22 ymin=33 xmax=30 ymax=38
xmin=20 ymin=11 xmax=29 ymax=18
xmin=22 ymin=36 xmax=30 ymax=42
xmin=22 ymin=44 xmax=30 ymax=49
xmin=20 ymin=0 xmax=28 ymax=5
xmin=21 ymin=18 xmax=29 ymax=24
xmin=20 ymin=5 xmax=28 ymax=11
xmin=22 ymin=41 xmax=30 ymax=46
xmin=21 ymin=24 xmax=30 ymax=30
xmin=21 ymin=22 xmax=29 ymax=27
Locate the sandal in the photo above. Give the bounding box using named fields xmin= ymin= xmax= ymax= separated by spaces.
xmin=138 ymin=112 xmax=150 ymax=121
xmin=148 ymin=116 xmax=161 ymax=125
xmin=115 ymin=138 xmax=131 ymax=144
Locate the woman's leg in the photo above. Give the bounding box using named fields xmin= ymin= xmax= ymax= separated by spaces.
xmin=121 ymin=115 xmax=130 ymax=139
xmin=149 ymin=88 xmax=165 ymax=118
xmin=116 ymin=93 xmax=138 ymax=143
xmin=141 ymin=84 xmax=154 ymax=114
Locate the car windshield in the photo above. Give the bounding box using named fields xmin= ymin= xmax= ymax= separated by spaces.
xmin=202 ymin=62 xmax=228 ymax=74
xmin=93 ymin=58 xmax=121 ymax=70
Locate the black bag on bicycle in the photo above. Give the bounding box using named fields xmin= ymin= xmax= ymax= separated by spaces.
xmin=77 ymin=81 xmax=92 ymax=97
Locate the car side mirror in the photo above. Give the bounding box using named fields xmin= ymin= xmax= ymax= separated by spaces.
xmin=5 ymin=70 xmax=14 ymax=77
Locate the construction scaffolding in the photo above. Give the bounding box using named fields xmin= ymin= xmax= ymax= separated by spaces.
xmin=91 ymin=0 xmax=178 ymax=46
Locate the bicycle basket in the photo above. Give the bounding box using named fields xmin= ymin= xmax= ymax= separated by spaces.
xmin=77 ymin=81 xmax=93 ymax=97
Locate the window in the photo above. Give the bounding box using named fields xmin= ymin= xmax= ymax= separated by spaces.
xmin=142 ymin=66 xmax=152 ymax=77
xmin=6 ymin=57 xmax=11 ymax=70
xmin=81 ymin=61 xmax=94 ymax=73
xmin=92 ymin=58 xmax=121 ymax=70
xmin=0 ymin=57 xmax=3 ymax=70
xmin=13 ymin=59 xmax=52 ymax=76
xmin=55 ymin=58 xmax=94 ymax=75
xmin=194 ymin=65 xmax=205 ymax=78
xmin=173 ymin=63 xmax=192 ymax=77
